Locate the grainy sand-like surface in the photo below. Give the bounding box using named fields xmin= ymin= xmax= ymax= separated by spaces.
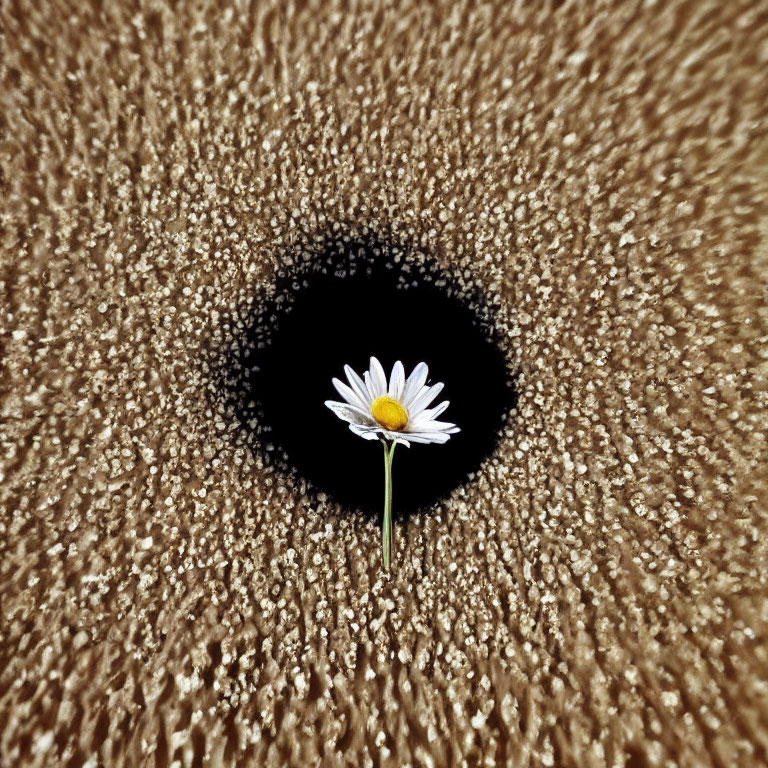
xmin=2 ymin=1 xmax=768 ymax=766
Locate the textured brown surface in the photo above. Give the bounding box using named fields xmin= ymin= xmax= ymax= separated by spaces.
xmin=2 ymin=1 xmax=768 ymax=766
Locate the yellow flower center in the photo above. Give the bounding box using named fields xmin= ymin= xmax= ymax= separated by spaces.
xmin=370 ymin=396 xmax=408 ymax=431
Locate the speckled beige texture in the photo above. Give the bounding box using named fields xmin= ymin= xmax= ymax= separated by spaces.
xmin=2 ymin=1 xmax=768 ymax=766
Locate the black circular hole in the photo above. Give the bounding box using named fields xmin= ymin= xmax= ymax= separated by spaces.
xmin=222 ymin=237 xmax=516 ymax=515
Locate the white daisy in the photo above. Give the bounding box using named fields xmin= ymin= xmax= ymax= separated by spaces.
xmin=324 ymin=356 xmax=460 ymax=447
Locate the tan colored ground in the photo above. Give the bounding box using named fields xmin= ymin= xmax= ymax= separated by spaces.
xmin=2 ymin=1 xmax=768 ymax=766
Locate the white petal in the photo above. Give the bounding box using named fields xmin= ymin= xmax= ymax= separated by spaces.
xmin=409 ymin=419 xmax=460 ymax=433
xmin=333 ymin=377 xmax=368 ymax=410
xmin=401 ymin=431 xmax=452 ymax=444
xmin=408 ymin=382 xmax=444 ymax=415
xmin=364 ymin=371 xmax=377 ymax=401
xmin=344 ymin=365 xmax=372 ymax=407
xmin=349 ymin=423 xmax=381 ymax=440
xmin=369 ymin=356 xmax=387 ymax=397
xmin=415 ymin=400 xmax=450 ymax=422
xmin=388 ymin=361 xmax=405 ymax=400
xmin=402 ymin=362 xmax=429 ymax=406
xmin=376 ymin=431 xmax=411 ymax=447
xmin=325 ymin=400 xmax=374 ymax=426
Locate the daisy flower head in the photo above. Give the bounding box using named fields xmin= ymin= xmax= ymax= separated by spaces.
xmin=325 ymin=357 xmax=460 ymax=447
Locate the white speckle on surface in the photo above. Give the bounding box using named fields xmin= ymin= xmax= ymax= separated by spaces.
xmin=33 ymin=731 xmax=54 ymax=755
xmin=662 ymin=691 xmax=680 ymax=708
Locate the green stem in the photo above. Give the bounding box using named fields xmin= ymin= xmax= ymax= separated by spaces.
xmin=381 ymin=439 xmax=397 ymax=570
